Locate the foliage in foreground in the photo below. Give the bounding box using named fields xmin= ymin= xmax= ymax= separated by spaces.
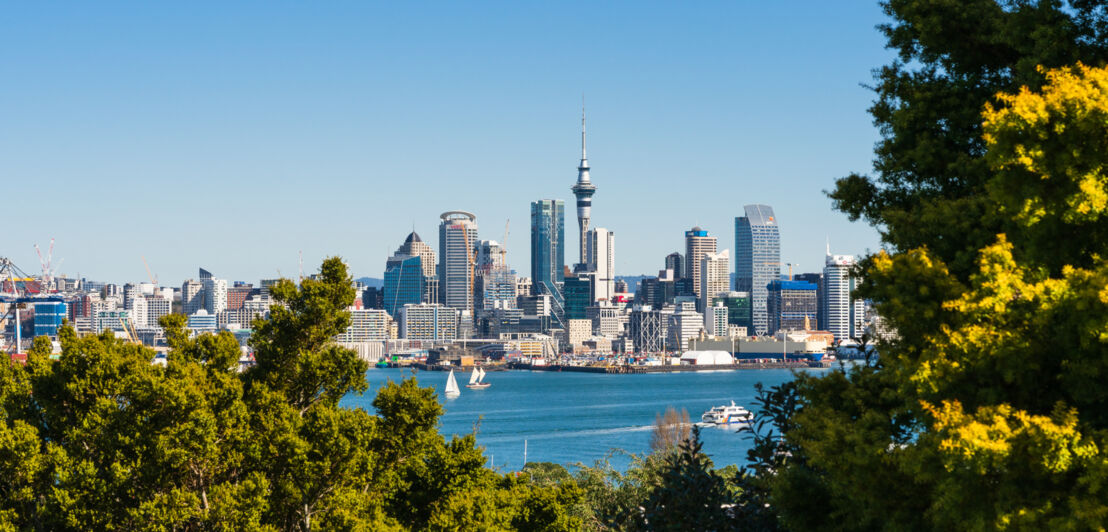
xmin=0 ymin=258 xmax=582 ymax=531
xmin=764 ymin=2 xmax=1108 ymax=528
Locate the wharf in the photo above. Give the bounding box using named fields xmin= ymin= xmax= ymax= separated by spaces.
xmin=386 ymin=361 xmax=826 ymax=373
xmin=507 ymin=361 xmax=821 ymax=373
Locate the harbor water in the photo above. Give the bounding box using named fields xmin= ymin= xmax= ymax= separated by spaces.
xmin=343 ymin=367 xmax=823 ymax=471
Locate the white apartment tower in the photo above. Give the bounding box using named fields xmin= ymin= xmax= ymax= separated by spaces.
xmin=823 ymin=251 xmax=865 ymax=342
xmin=586 ymin=227 xmax=615 ymax=303
xmin=699 ymin=249 xmax=730 ymax=313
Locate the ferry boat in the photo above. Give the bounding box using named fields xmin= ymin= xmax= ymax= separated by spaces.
xmin=700 ymin=401 xmax=753 ymax=425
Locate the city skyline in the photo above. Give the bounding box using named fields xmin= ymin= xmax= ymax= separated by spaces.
xmin=2 ymin=2 xmax=890 ymax=285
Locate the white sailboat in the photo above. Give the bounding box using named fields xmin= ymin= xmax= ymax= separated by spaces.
xmin=466 ymin=366 xmax=491 ymax=389
xmin=445 ymin=369 xmax=461 ymax=398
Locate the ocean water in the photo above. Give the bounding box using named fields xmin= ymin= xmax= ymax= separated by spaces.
xmin=342 ymin=367 xmax=820 ymax=471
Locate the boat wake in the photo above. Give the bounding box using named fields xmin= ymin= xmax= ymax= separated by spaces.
xmin=478 ymin=424 xmax=655 ymax=443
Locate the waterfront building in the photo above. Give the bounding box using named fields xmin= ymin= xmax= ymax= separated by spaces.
xmin=399 ymin=303 xmax=459 ymax=341
xmin=383 ymin=255 xmax=425 ymax=316
xmin=336 ymin=309 xmax=389 ymax=342
xmin=566 ymin=318 xmax=592 ymax=349
xmin=438 ymin=211 xmax=479 ymax=313
xmin=735 ymin=204 xmax=781 ymax=335
xmin=705 ymin=302 xmax=728 ymax=337
xmin=767 ymin=280 xmax=818 ymax=334
xmin=629 ymin=305 xmax=671 ymax=354
xmin=699 ymin=249 xmax=730 ymax=313
xmin=794 ymin=272 xmax=824 ymax=329
xmin=824 ymin=252 xmax=865 ymax=341
xmin=570 ymin=108 xmax=597 ymax=266
xmin=530 ymin=199 xmax=565 ymax=307
xmin=665 ymin=252 xmax=684 ymax=280
xmin=685 ymin=227 xmax=717 ymax=299
xmin=586 ymin=227 xmax=615 ymax=302
xmin=33 ymin=301 xmax=66 ymax=338
xmin=667 ymin=302 xmax=704 ymax=352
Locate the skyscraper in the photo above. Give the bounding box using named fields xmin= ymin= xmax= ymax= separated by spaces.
xmin=735 ymin=205 xmax=781 ymax=335
xmin=383 ymin=254 xmax=424 ymax=316
xmin=396 ymin=231 xmax=438 ymax=303
xmin=571 ymin=107 xmax=597 ymax=266
xmin=665 ymin=252 xmax=684 ymax=280
xmin=824 ymin=251 xmax=865 ymax=341
xmin=699 ymin=249 xmax=730 ymax=313
xmin=586 ymin=227 xmax=615 ymax=303
xmin=438 ymin=211 xmax=479 ymax=313
xmin=530 ymin=199 xmax=565 ymax=304
xmin=684 ymin=227 xmax=717 ymax=299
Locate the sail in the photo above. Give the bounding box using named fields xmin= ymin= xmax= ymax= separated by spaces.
xmin=468 ymin=368 xmax=479 ymax=385
xmin=445 ymin=370 xmax=460 ymax=396
xmin=478 ymin=367 xmax=487 ymax=382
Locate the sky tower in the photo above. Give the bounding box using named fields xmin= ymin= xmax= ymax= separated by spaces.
xmin=571 ymin=105 xmax=597 ymax=266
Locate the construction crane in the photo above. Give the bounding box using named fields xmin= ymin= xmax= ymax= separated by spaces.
xmin=500 ymin=219 xmax=510 ymax=268
xmin=141 ymin=256 xmax=158 ymax=286
xmin=33 ymin=238 xmax=57 ymax=292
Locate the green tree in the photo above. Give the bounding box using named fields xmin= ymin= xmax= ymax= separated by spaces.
xmin=0 ymin=257 xmax=580 ymax=530
xmin=773 ymin=61 xmax=1108 ymax=530
xmin=829 ymin=0 xmax=1108 ymax=279
xmin=641 ymin=427 xmax=736 ymax=531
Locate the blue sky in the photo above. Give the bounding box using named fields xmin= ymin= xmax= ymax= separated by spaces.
xmin=2 ymin=2 xmax=891 ymax=285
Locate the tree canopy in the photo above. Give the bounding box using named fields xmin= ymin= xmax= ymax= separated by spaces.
xmin=770 ymin=7 xmax=1108 ymax=528
xmin=0 ymin=257 xmax=582 ymax=531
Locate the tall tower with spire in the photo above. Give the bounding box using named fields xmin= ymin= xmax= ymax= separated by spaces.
xmin=571 ymin=104 xmax=597 ymax=266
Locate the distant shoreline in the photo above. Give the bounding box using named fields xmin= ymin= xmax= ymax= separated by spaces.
xmin=382 ymin=360 xmax=830 ymax=373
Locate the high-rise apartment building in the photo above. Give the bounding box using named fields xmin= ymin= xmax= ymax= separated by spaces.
xmin=735 ymin=204 xmax=781 ymax=335
xmin=181 ymin=280 xmax=204 ymax=316
xmin=684 ymin=227 xmax=717 ymax=298
xmin=399 ymin=303 xmax=459 ymax=341
xmin=438 ymin=211 xmax=479 ymax=313
xmin=705 ymin=302 xmax=729 ymax=337
xmin=530 ymin=199 xmax=565 ymax=305
xmin=699 ymin=249 xmax=730 ymax=313
xmin=824 ymin=252 xmax=865 ymax=341
xmin=384 ymin=255 xmax=425 ymax=316
xmin=202 ymin=278 xmax=228 ymax=316
xmin=586 ymin=227 xmax=614 ymax=303
xmin=336 ymin=309 xmax=389 ymax=342
xmin=144 ymin=295 xmax=172 ymax=328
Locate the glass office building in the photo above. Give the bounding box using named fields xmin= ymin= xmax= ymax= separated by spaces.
xmin=384 ymin=255 xmax=425 ymax=317
xmin=530 ymin=199 xmax=565 ymax=304
xmin=735 ymin=204 xmax=781 ymax=335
